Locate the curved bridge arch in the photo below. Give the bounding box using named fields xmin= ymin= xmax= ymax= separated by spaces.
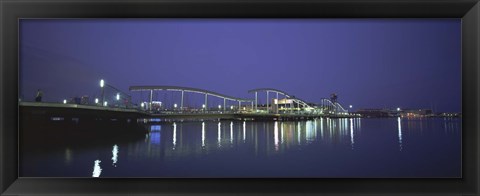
xmin=130 ymin=86 xmax=253 ymax=102
xmin=130 ymin=85 xmax=254 ymax=111
xmin=320 ymin=98 xmax=348 ymax=114
xmin=248 ymin=88 xmax=314 ymax=112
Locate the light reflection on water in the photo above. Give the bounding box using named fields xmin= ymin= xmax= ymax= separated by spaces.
xmin=131 ymin=118 xmax=366 ymax=160
xmin=117 ymin=118 xmax=459 ymax=164
xmin=92 ymin=160 xmax=102 ymax=177
xmin=398 ymin=117 xmax=403 ymax=151
xmin=21 ymin=117 xmax=462 ymax=178
xmin=112 ymin=144 xmax=118 ymax=166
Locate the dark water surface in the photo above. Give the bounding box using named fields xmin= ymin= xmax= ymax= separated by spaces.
xmin=20 ymin=117 xmax=461 ymax=178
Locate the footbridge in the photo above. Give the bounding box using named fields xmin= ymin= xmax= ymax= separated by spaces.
xmin=248 ymin=88 xmax=314 ymax=113
xmin=128 ymin=85 xmax=352 ymax=118
xmin=129 ymin=85 xmax=255 ymax=112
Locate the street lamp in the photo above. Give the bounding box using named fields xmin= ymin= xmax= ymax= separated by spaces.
xmin=141 ymin=102 xmax=145 ymax=108
xmin=174 ymin=103 xmax=178 ymax=109
xmin=104 ymin=101 xmax=108 ymax=107
xmin=116 ymin=93 xmax=120 ymax=101
xmin=349 ymin=105 xmax=353 ymax=109
xmin=100 ymin=79 xmax=105 ymax=106
xmin=218 ymin=105 xmax=221 ymax=109
xmin=202 ymin=104 xmax=206 ymax=110
xmin=397 ymin=107 xmax=401 ymax=111
xmin=63 ymin=99 xmax=67 ymax=104
xmin=230 ymin=105 xmax=234 ymax=110
xmin=95 ymin=98 xmax=99 ymax=104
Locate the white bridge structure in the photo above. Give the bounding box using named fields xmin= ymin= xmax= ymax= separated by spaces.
xmin=129 ymin=85 xmax=350 ymax=116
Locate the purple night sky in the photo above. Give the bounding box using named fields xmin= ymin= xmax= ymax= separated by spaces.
xmin=19 ymin=19 xmax=461 ymax=112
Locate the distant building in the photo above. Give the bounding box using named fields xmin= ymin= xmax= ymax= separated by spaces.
xmin=400 ymin=109 xmax=433 ymax=118
xmin=355 ymin=108 xmax=435 ymax=118
xmin=354 ymin=109 xmax=391 ymax=118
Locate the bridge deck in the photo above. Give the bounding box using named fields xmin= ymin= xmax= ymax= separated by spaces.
xmin=20 ymin=102 xmax=352 ymax=121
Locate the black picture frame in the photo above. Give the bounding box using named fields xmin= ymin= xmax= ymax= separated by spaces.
xmin=1 ymin=0 xmax=479 ymax=195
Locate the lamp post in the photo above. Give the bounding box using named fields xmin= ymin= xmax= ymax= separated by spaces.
xmin=100 ymin=79 xmax=105 ymax=106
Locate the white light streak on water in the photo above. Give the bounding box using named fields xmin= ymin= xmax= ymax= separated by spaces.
xmin=297 ymin=122 xmax=301 ymax=144
xmin=398 ymin=117 xmax=402 ymax=151
xmin=218 ymin=122 xmax=221 ymax=147
xmin=112 ymin=145 xmax=118 ymax=166
xmin=350 ymin=118 xmax=354 ymax=150
xmin=320 ymin=118 xmax=324 ymax=139
xmin=202 ymin=122 xmax=205 ymax=148
xmin=230 ymin=121 xmax=233 ymax=144
xmin=243 ymin=121 xmax=246 ymax=142
xmin=173 ymin=122 xmax=177 ymax=150
xmin=92 ymin=160 xmax=102 ymax=177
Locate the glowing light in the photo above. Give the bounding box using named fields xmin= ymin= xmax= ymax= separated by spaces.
xmin=174 ymin=103 xmax=177 ymax=108
xmin=230 ymin=106 xmax=234 ymax=110
xmin=141 ymin=102 xmax=145 ymax=107
xmin=320 ymin=118 xmax=324 ymax=139
xmin=274 ymin=99 xmax=278 ymax=104
xmin=297 ymin=122 xmax=301 ymax=144
xmin=202 ymin=104 xmax=206 ymax=108
xmin=112 ymin=145 xmax=118 ymax=166
xmin=397 ymin=107 xmax=401 ymax=111
xmin=104 ymin=101 xmax=108 ymax=106
xmin=218 ymin=105 xmax=221 ymax=109
xmin=116 ymin=93 xmax=120 ymax=100
xmin=218 ymin=122 xmax=221 ymax=146
xmin=349 ymin=105 xmax=353 ymax=108
xmin=150 ymin=132 xmax=161 ymax=145
xmin=243 ymin=107 xmax=246 ymax=110
xmin=398 ymin=117 xmax=402 ymax=151
xmin=202 ymin=122 xmax=205 ymax=147
xmin=173 ymin=122 xmax=177 ymax=149
xmin=230 ymin=121 xmax=233 ymax=143
xmin=243 ymin=121 xmax=246 ymax=142
xmin=95 ymin=98 xmax=99 ymax=104
xmin=63 ymin=99 xmax=67 ymax=104
xmin=350 ymin=118 xmax=354 ymax=150
xmin=92 ymin=160 xmax=102 ymax=177
xmin=100 ymin=79 xmax=104 ymax=88
xmin=150 ymin=125 xmax=161 ymax=131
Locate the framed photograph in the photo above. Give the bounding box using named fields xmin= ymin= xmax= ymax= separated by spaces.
xmin=1 ymin=0 xmax=479 ymax=195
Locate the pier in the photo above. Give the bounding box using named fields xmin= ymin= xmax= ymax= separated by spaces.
xmin=21 ymin=83 xmax=356 ymax=123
